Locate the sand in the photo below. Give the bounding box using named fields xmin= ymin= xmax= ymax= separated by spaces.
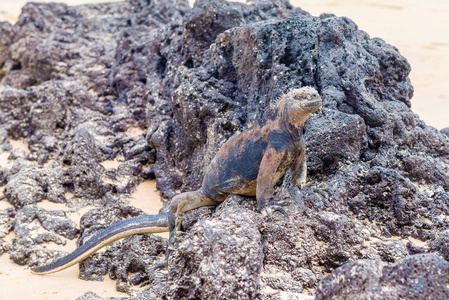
xmin=0 ymin=0 xmax=448 ymax=299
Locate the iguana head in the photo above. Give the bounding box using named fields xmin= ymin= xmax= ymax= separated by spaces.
xmin=278 ymin=87 xmax=322 ymax=127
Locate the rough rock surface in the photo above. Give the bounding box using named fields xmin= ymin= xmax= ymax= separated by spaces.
xmin=167 ymin=195 xmax=265 ymax=299
xmin=0 ymin=0 xmax=448 ymax=299
xmin=316 ymin=254 xmax=449 ymax=300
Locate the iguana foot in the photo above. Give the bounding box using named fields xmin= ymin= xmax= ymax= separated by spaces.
xmin=276 ymin=198 xmax=295 ymax=207
xmin=313 ymin=183 xmax=330 ymax=198
xmin=175 ymin=230 xmax=186 ymax=237
xmin=298 ymin=181 xmax=315 ymax=189
xmin=175 ymin=216 xmax=184 ymax=231
xmin=299 ymin=182 xmax=330 ymax=198
xmin=261 ymin=205 xmax=288 ymax=221
xmin=165 ymin=215 xmax=185 ymax=263
xmin=146 ymin=260 xmax=167 ymax=283
xmin=165 ymin=243 xmax=175 ymax=265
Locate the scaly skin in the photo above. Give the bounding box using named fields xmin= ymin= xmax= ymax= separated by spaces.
xmin=31 ymin=214 xmax=169 ymax=274
xmin=31 ymin=87 xmax=322 ymax=274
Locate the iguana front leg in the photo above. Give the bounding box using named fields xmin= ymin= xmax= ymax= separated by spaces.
xmin=290 ymin=149 xmax=329 ymax=197
xmin=290 ymin=148 xmax=307 ymax=188
xmin=257 ymin=148 xmax=287 ymax=219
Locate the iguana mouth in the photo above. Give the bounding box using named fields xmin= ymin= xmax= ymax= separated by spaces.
xmin=300 ymin=98 xmax=322 ymax=112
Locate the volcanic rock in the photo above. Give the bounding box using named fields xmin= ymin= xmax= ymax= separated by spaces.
xmin=0 ymin=0 xmax=448 ymax=299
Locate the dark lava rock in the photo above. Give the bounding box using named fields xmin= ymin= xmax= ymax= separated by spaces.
xmin=261 ymin=264 xmax=303 ymax=293
xmin=166 ymin=195 xmax=265 ymax=299
xmin=292 ymin=267 xmax=319 ymax=289
xmin=305 ymin=108 xmax=366 ymax=173
xmin=406 ymin=239 xmax=427 ymax=255
xmin=0 ymin=128 xmax=11 ymax=154
xmin=371 ymin=239 xmax=409 ymax=263
xmin=316 ymin=254 xmax=449 ymax=300
xmin=76 ymin=292 xmax=104 ymax=300
xmin=10 ymin=204 xmax=78 ymax=266
xmin=1 ymin=0 xmax=449 ymax=299
xmin=109 ymin=234 xmax=167 ymax=293
xmin=4 ymin=159 xmax=46 ymax=208
xmin=0 ymin=208 xmax=13 ymax=238
xmin=262 ymin=204 xmax=319 ymax=272
xmin=440 ymin=127 xmax=449 ymax=137
xmin=429 ymin=229 xmax=449 ymax=261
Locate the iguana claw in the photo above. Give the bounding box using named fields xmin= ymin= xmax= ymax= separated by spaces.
xmin=299 ymin=182 xmax=330 ymax=198
xmin=261 ymin=205 xmax=288 ymax=221
xmin=175 ymin=231 xmax=186 ymax=237
xmin=298 ymin=181 xmax=315 ymax=189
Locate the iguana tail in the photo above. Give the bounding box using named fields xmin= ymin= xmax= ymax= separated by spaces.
xmin=31 ymin=213 xmax=170 ymax=275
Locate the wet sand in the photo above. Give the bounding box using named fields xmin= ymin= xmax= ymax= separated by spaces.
xmin=0 ymin=0 xmax=448 ymax=299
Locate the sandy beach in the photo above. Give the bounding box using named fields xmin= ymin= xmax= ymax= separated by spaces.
xmin=0 ymin=0 xmax=448 ymax=299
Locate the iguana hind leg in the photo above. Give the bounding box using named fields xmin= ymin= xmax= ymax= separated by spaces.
xmin=170 ymin=190 xmax=223 ymax=217
xmin=166 ymin=189 xmax=224 ymax=262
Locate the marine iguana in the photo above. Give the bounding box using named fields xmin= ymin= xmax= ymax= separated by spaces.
xmin=31 ymin=87 xmax=322 ymax=275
